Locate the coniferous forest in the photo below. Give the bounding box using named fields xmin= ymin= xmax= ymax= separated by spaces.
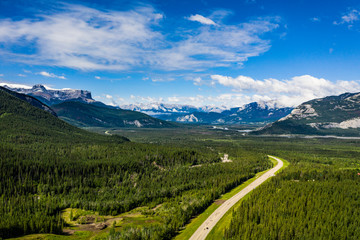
xmin=219 ymin=138 xmax=360 ymax=240
xmin=0 ymin=87 xmax=270 ymax=239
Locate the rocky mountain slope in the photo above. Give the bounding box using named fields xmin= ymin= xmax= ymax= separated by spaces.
xmin=1 ymin=84 xmax=94 ymax=105
xmin=256 ymin=92 xmax=360 ymax=135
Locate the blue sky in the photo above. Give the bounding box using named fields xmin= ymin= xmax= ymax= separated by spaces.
xmin=1 ymin=0 xmax=360 ymax=107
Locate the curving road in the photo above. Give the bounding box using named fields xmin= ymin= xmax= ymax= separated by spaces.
xmin=189 ymin=155 xmax=283 ymax=240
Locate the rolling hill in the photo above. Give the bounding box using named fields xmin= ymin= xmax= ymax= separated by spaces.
xmin=52 ymin=101 xmax=176 ymax=128
xmin=0 ymin=87 xmax=129 ymax=143
xmin=0 ymin=86 xmax=57 ymax=116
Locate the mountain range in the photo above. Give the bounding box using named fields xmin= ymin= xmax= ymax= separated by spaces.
xmin=122 ymin=102 xmax=293 ymax=124
xmin=2 ymin=83 xmax=293 ymax=125
xmin=2 ymin=83 xmax=360 ymax=136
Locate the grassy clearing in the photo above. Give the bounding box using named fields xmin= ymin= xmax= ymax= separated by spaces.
xmin=174 ymin=156 xmax=280 ymax=240
xmin=8 ymin=231 xmax=93 ymax=240
xmin=206 ymin=156 xmax=289 ymax=240
xmin=11 ymin=206 xmax=163 ymax=240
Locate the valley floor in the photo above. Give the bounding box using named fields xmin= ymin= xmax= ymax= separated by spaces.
xmin=2 ymin=126 xmax=360 ymax=240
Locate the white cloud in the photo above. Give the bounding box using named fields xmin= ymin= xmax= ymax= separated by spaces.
xmin=211 ymin=74 xmax=360 ymax=107
xmin=310 ymin=17 xmax=320 ymax=22
xmin=0 ymin=82 xmax=32 ymax=89
xmin=95 ymin=76 xmax=101 ymax=79
xmin=187 ymin=14 xmax=217 ymax=25
xmin=17 ymin=74 xmax=26 ymax=77
xmin=38 ymin=71 xmax=66 ymax=79
xmin=334 ymin=9 xmax=360 ymax=25
xmin=0 ymin=5 xmax=164 ymax=71
xmin=94 ymin=93 xmax=123 ymax=106
xmin=0 ymin=74 xmax=3 ymax=77
xmin=151 ymin=77 xmax=175 ymax=82
xmin=0 ymin=4 xmax=280 ymax=71
xmin=157 ymin=18 xmax=280 ymax=70
xmin=193 ymin=77 xmax=203 ymax=86
xmin=341 ymin=9 xmax=359 ymax=23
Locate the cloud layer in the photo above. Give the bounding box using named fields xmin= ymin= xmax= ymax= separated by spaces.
xmin=211 ymin=74 xmax=360 ymax=107
xmin=96 ymin=74 xmax=360 ymax=109
xmin=0 ymin=4 xmax=280 ymax=71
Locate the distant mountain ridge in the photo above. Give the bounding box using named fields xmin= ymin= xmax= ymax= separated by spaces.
xmin=1 ymin=84 xmax=95 ymax=105
xmin=127 ymin=101 xmax=293 ymax=125
xmin=121 ymin=103 xmax=226 ymax=115
xmin=256 ymin=92 xmax=360 ymax=136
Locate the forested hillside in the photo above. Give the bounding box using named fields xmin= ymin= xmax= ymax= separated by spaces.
xmin=0 ymin=86 xmax=57 ymax=116
xmin=0 ymin=88 xmax=129 ymax=143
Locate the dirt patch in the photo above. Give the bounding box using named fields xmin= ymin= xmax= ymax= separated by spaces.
xmin=221 ymin=154 xmax=232 ymax=163
xmin=62 ymin=229 xmax=75 ymax=235
xmin=78 ymin=223 xmax=107 ymax=231
xmin=152 ymin=161 xmax=165 ymax=170
xmin=214 ymin=199 xmax=226 ymax=205
xmin=152 ymin=204 xmax=162 ymax=211
xmin=190 ymin=164 xmax=202 ymax=168
xmin=145 ymin=219 xmax=157 ymax=224
xmin=63 ymin=216 xmax=123 ymax=235
xmin=106 ymin=217 xmax=123 ymax=225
